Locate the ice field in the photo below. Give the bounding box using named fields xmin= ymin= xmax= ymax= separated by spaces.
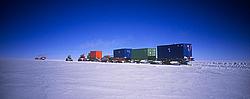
xmin=0 ymin=60 xmax=250 ymax=99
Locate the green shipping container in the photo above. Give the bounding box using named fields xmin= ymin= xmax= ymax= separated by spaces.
xmin=132 ymin=48 xmax=156 ymax=60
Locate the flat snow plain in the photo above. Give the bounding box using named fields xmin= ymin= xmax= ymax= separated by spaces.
xmin=0 ymin=60 xmax=250 ymax=99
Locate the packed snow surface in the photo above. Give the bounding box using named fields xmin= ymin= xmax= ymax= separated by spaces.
xmin=0 ymin=60 xmax=250 ymax=99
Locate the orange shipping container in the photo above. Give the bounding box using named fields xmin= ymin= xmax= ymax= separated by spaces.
xmin=90 ymin=51 xmax=102 ymax=59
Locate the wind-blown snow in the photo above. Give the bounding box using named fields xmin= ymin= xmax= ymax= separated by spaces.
xmin=0 ymin=60 xmax=250 ymax=99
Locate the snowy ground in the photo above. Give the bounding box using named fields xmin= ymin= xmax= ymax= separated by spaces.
xmin=0 ymin=60 xmax=250 ymax=99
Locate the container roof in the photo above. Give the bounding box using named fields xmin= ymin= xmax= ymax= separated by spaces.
xmin=90 ymin=51 xmax=102 ymax=52
xmin=157 ymin=43 xmax=192 ymax=47
xmin=132 ymin=48 xmax=156 ymax=50
xmin=114 ymin=48 xmax=132 ymax=51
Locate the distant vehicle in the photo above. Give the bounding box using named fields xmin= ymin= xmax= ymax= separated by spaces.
xmin=35 ymin=56 xmax=46 ymax=60
xmin=66 ymin=55 xmax=73 ymax=61
xmin=78 ymin=54 xmax=87 ymax=61
xmin=64 ymin=43 xmax=194 ymax=65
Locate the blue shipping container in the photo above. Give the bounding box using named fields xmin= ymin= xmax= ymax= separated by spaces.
xmin=157 ymin=43 xmax=192 ymax=61
xmin=113 ymin=48 xmax=132 ymax=59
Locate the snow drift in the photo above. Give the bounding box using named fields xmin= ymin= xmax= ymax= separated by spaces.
xmin=0 ymin=60 xmax=249 ymax=99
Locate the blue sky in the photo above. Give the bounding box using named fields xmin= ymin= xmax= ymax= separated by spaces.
xmin=1 ymin=0 xmax=250 ymax=60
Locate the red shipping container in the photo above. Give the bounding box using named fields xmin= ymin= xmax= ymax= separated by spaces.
xmin=90 ymin=51 xmax=102 ymax=59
